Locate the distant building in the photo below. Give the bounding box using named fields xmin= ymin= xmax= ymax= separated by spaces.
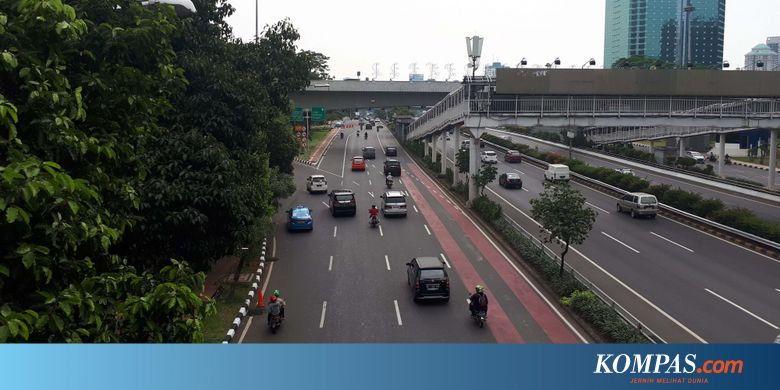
xmin=766 ymin=36 xmax=780 ymax=70
xmin=409 ymin=73 xmax=424 ymax=81
xmin=744 ymin=43 xmax=778 ymax=71
xmin=604 ymin=0 xmax=725 ymax=69
xmin=484 ymin=62 xmax=506 ymax=78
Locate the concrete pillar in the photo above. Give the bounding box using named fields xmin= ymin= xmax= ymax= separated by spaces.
xmin=769 ymin=129 xmax=778 ymax=189
xmin=441 ymin=133 xmax=448 ymax=175
xmin=678 ymin=137 xmax=685 ymax=157
xmin=649 ymin=140 xmax=655 ymax=155
xmin=423 ymin=138 xmax=429 ymax=158
xmin=453 ymin=128 xmax=461 ymax=186
xmin=431 ymin=135 xmax=439 ymax=164
xmin=718 ymin=133 xmax=726 ymax=178
xmin=468 ymin=129 xmax=480 ymax=202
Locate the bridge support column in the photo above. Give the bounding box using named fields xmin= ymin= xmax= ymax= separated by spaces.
xmin=718 ymin=134 xmax=726 ymax=178
xmin=769 ymin=129 xmax=778 ymax=189
xmin=423 ymin=138 xmax=430 ymax=158
xmin=467 ymin=128 xmax=482 ymax=204
xmin=431 ymin=135 xmax=439 ymax=165
xmin=678 ymin=137 xmax=685 ymax=157
xmin=453 ymin=128 xmax=461 ymax=186
xmin=648 ymin=140 xmax=655 ymax=158
xmin=441 ymin=133 xmax=448 ymax=176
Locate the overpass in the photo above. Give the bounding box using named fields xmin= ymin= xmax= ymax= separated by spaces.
xmin=290 ymin=80 xmax=461 ymax=110
xmin=402 ymin=69 xmax=780 ymax=199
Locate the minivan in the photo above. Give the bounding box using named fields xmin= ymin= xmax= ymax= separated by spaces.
xmin=384 ymin=159 xmax=401 ymax=176
xmin=617 ymin=192 xmax=658 ymax=219
xmin=544 ymin=164 xmax=570 ymax=181
xmin=381 ymin=191 xmax=407 ymax=217
xmin=406 ymin=257 xmax=450 ymax=302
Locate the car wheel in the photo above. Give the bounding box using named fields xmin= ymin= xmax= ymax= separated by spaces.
xmin=650 ymin=214 xmax=657 ymax=219
xmin=630 ymin=210 xmax=636 ymax=218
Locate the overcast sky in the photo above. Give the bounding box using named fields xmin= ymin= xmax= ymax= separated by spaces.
xmin=226 ymin=0 xmax=779 ymax=79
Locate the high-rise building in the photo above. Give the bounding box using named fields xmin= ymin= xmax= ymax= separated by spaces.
xmin=604 ymin=0 xmax=725 ymax=69
xmin=767 ymin=36 xmax=780 ymax=70
xmin=744 ymin=44 xmax=777 ymax=71
xmin=484 ymin=62 xmax=506 ymax=78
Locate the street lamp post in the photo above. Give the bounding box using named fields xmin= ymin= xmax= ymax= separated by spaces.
xmin=546 ymin=58 xmax=561 ymax=69
xmin=516 ymin=58 xmax=528 ymax=68
xmin=581 ymin=58 xmax=596 ymax=69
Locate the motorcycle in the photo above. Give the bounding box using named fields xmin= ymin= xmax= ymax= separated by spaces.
xmin=725 ymin=156 xmax=732 ymax=165
xmin=369 ymin=215 xmax=379 ymax=228
xmin=467 ymin=298 xmax=486 ymax=328
xmin=268 ymin=313 xmax=283 ymax=334
xmin=364 ymin=132 xmax=368 ymax=140
xmin=340 ymin=132 xmax=344 ymax=139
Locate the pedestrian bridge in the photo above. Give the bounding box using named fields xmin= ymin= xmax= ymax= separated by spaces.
xmin=290 ymin=80 xmax=460 ymax=110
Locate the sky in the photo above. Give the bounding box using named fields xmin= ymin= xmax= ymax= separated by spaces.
xmin=225 ymin=0 xmax=780 ymax=79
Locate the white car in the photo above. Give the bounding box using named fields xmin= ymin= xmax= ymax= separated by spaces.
xmin=306 ymin=175 xmax=328 ymax=193
xmin=614 ymin=168 xmax=635 ymax=176
xmin=686 ymin=151 xmax=705 ymax=164
xmin=480 ymin=150 xmax=498 ymax=164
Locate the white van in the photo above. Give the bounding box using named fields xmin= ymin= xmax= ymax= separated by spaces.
xmin=544 ymin=164 xmax=570 ymax=181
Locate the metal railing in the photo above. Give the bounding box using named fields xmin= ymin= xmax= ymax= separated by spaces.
xmin=407 ymin=86 xmax=466 ymax=137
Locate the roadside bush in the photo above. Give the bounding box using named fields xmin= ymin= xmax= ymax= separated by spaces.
xmin=604 ymin=145 xmax=656 ymax=162
xmin=726 ymin=176 xmax=764 ymax=187
xmin=682 ymin=164 xmax=714 ymax=176
xmin=561 ymin=291 xmax=649 ymax=343
xmin=646 ymin=184 xmax=672 ymax=199
xmin=710 ymin=208 xmax=780 ymax=242
xmin=659 ymin=189 xmax=703 ymax=211
xmin=691 ymin=198 xmax=725 ymax=218
xmin=675 ymin=156 xmax=696 ymax=168
xmin=471 ymin=196 xmax=502 ymax=222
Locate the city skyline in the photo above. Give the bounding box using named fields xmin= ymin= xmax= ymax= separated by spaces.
xmin=226 ymin=0 xmax=778 ymax=79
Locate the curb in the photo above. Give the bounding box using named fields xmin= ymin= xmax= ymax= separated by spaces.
xmin=732 ymin=160 xmax=779 ymax=172
xmin=293 ymin=157 xmax=316 ymax=166
xmin=222 ymin=238 xmax=268 ymax=344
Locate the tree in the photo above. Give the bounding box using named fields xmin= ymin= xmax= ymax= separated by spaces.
xmin=473 ymin=164 xmax=497 ymax=196
xmin=530 ymin=182 xmax=597 ymax=277
xmin=612 ymin=55 xmax=676 ymax=70
xmin=456 ymin=148 xmax=469 ymax=174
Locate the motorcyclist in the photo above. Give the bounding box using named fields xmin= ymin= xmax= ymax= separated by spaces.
xmin=364 ymin=132 xmax=368 ymax=140
xmin=267 ymin=289 xmax=286 ymax=325
xmin=385 ymin=173 xmax=393 ymax=188
xmin=369 ymin=204 xmax=379 ymax=224
xmin=725 ymin=154 xmax=732 ymax=164
xmin=469 ymin=285 xmax=488 ymax=318
xmin=340 ymin=132 xmax=344 ymax=139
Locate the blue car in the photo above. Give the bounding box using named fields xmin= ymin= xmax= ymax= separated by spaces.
xmin=287 ymin=206 xmax=313 ymax=231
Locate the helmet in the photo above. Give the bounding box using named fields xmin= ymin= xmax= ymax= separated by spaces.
xmin=372 ymin=204 xmax=376 ymax=208
xmin=273 ymin=289 xmax=280 ymax=297
xmin=270 ymin=295 xmax=277 ymax=303
xmin=475 ymin=285 xmax=484 ymax=294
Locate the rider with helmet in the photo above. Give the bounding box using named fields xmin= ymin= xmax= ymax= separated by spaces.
xmin=469 ymin=285 xmax=488 ymax=317
xmin=369 ymin=204 xmax=379 ymax=224
xmin=267 ymin=289 xmax=286 ymax=324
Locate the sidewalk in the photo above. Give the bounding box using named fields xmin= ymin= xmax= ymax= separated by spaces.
xmin=203 ymin=256 xmax=239 ymax=297
xmin=306 ymin=127 xmax=340 ymax=165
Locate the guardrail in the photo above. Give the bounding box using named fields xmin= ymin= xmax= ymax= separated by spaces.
xmin=588 ymin=148 xmax=780 ymax=196
xmin=483 ymin=139 xmax=780 ymax=259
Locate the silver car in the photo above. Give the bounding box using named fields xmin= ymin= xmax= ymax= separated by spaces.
xmin=617 ymin=192 xmax=658 ymax=219
xmin=381 ymin=191 xmax=407 ymax=217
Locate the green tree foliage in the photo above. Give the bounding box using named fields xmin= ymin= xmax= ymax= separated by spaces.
xmin=473 ymin=164 xmax=497 ymax=196
xmin=530 ymin=182 xmax=597 ymax=277
xmin=455 ymin=148 xmax=469 ymax=173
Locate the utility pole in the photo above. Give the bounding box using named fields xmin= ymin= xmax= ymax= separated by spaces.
xmin=254 ymin=0 xmax=259 ymax=43
xmin=683 ymin=0 xmax=695 ymax=68
xmin=390 ymin=63 xmax=398 ymax=81
xmin=372 ymin=63 xmax=381 ymax=80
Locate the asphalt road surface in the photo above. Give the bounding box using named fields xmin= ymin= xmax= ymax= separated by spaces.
xmin=437 ymin=139 xmax=780 ymax=343
xmin=484 ymin=129 xmax=780 ymax=222
xmin=236 ymin=121 xmax=587 ymax=343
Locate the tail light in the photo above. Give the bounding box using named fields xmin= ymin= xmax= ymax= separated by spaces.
xmin=444 ymin=278 xmax=450 ymax=289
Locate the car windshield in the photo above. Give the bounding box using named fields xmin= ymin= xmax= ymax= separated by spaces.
xmin=507 ymin=174 xmax=520 ymax=180
xmin=311 ymin=177 xmax=325 ymax=182
xmin=353 ymin=158 xmax=363 ymax=163
xmin=335 ymin=194 xmax=353 ymax=202
xmin=508 ymin=151 xmax=519 ymax=155
xmin=291 ymin=208 xmax=309 ymax=218
xmin=485 ymin=151 xmax=496 ymax=156
xmin=420 ymin=269 xmax=445 ymax=279
xmin=386 ymin=162 xmax=400 ymax=166
xmin=385 ymin=196 xmax=405 ymax=204
xmin=640 ymin=196 xmax=657 ymax=205
xmin=364 ymin=147 xmax=374 ymax=151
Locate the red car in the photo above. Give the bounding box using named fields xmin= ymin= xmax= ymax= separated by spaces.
xmin=504 ymin=150 xmax=522 ymax=163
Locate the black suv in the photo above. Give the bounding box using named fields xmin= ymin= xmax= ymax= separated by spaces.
xmin=384 ymin=146 xmax=397 ymax=157
xmin=328 ymin=189 xmax=356 ymax=216
xmin=383 ymin=159 xmax=401 ymax=177
xmin=406 ymin=257 xmax=450 ymax=302
xmin=362 ymin=146 xmax=376 ymax=159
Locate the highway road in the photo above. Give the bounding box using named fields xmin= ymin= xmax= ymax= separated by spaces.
xmin=235 ymin=121 xmax=587 ymax=343
xmin=435 ymin=138 xmax=780 ymax=343
xmin=483 ymin=129 xmax=780 ymax=222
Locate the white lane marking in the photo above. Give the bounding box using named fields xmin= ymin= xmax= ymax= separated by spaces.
xmin=319 ymin=301 xmax=327 ymax=329
xmin=317 ymin=132 xmax=338 ymax=170
xmin=379 ymin=225 xmax=384 ymax=237
xmin=445 ymin=198 xmax=452 ymax=205
xmin=371 ymin=164 xmax=376 ymax=168
xmin=385 ymin=255 xmax=391 ymax=270
xmin=705 ymin=288 xmax=779 ymax=330
xmin=352 ymin=181 xmax=360 ymax=186
xmin=650 ymin=232 xmax=694 ymax=253
xmin=328 ymin=255 xmax=333 ymax=271
xmin=775 ymin=288 xmax=780 ymax=294
xmin=369 ymin=179 xmax=372 ymax=186
xmin=601 ymin=231 xmax=640 ymax=253
xmin=521 ymin=187 xmax=530 ymax=192
xmin=660 ymin=215 xmax=780 ymax=265
xmin=440 ymin=253 xmax=451 ymax=268
xmin=586 ymin=202 xmax=610 ymax=214
xmin=368 ymin=191 xmax=374 ymax=198
xmin=487 ymin=186 xmax=700 ymax=343
xmin=322 ymin=201 xmax=329 ymax=208
xmin=413 ymin=205 xmax=419 ymax=213
xmin=237 ymin=316 xmax=253 ymax=344
xmin=340 ymin=135 xmax=349 ymax=178
xmin=333 ymin=226 xmax=337 ymax=238
xmin=272 ymin=236 xmax=277 ymax=257
xmin=513 ymin=169 xmax=526 ymax=175
xmin=404 ymin=191 xmax=409 ymax=196
xmin=398 ymin=179 xmax=403 ymax=185
xmin=424 ymin=224 xmax=431 ymax=235
xmin=393 ymin=300 xmax=403 ymax=326
xmin=367 ymin=170 xmax=370 ymax=176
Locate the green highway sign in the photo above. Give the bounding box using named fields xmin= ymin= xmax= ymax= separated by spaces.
xmin=290 ymin=107 xmax=304 ymax=123
xmin=311 ymin=107 xmax=326 ymax=122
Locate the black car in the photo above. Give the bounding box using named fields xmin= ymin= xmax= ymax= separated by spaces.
xmin=499 ymin=173 xmax=523 ymax=189
xmin=362 ymin=146 xmax=376 ymax=159
xmin=384 ymin=146 xmax=397 ymax=157
xmin=328 ymin=189 xmax=356 ymax=216
xmin=383 ymin=159 xmax=401 ymax=177
xmin=365 ymin=123 xmax=373 ymax=130
xmin=406 ymin=257 xmax=450 ymax=302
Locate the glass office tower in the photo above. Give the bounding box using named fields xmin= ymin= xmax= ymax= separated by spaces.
xmin=604 ymin=0 xmax=725 ymax=68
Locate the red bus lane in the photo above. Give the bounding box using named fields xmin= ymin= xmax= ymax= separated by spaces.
xmin=405 ymin=162 xmax=581 ymax=343
xmin=401 ymin=167 xmax=524 ymax=343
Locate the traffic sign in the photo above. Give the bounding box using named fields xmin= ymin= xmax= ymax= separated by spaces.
xmin=311 ymin=107 xmax=326 ymax=122
xmin=290 ymin=107 xmax=304 ymax=123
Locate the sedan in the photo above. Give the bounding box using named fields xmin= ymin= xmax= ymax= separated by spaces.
xmin=351 ymin=156 xmax=366 ymax=171
xmin=287 ymin=206 xmax=313 ymax=231
xmin=499 ymin=173 xmax=523 ymax=189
